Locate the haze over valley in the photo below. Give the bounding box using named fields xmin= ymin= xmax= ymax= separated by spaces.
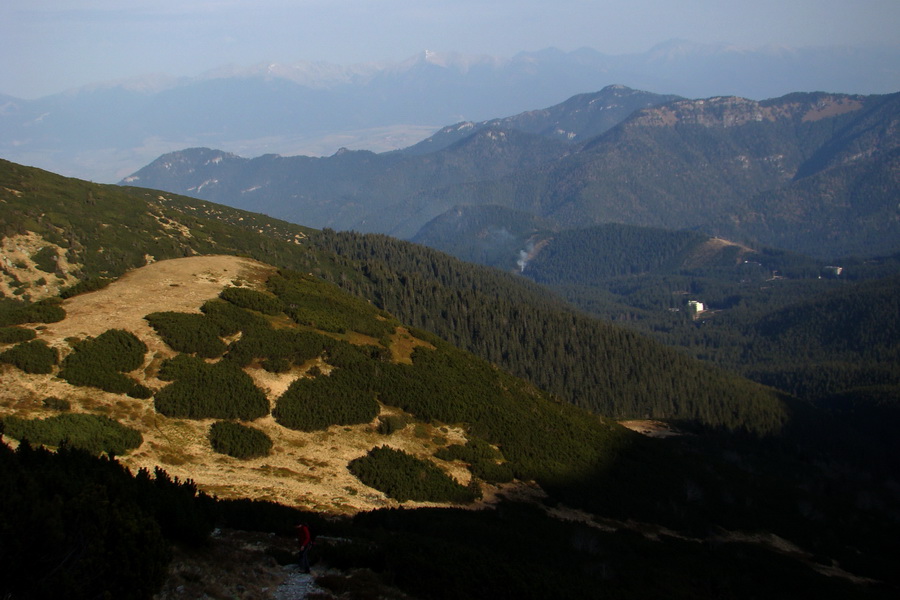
xmin=3 ymin=42 xmax=900 ymax=183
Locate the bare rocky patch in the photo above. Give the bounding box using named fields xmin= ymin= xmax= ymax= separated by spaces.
xmin=0 ymin=231 xmax=81 ymax=299
xmin=681 ymin=236 xmax=754 ymax=269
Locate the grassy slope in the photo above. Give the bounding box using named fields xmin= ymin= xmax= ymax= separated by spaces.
xmin=0 ymin=252 xmax=625 ymax=514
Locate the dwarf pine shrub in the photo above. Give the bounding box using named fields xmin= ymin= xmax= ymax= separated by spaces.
xmin=0 ymin=326 xmax=36 ymax=344
xmin=348 ymin=446 xmax=479 ymax=503
xmin=208 ymin=421 xmax=273 ymax=459
xmin=58 ymin=329 xmax=150 ymax=398
xmin=0 ymin=339 xmax=58 ymax=373
xmin=2 ymin=413 xmax=142 ymax=456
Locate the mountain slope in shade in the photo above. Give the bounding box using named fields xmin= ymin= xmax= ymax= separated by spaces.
xmin=123 ymin=126 xmax=570 ymax=240
xmin=126 ymin=90 xmax=900 ymax=259
xmin=533 ymin=92 xmax=897 ymax=226
xmin=411 ymin=204 xmax=555 ymax=271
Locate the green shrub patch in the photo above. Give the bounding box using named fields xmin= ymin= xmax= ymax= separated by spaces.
xmin=273 ymin=369 xmax=378 ymax=431
xmin=225 ymin=327 xmax=325 ymax=368
xmin=262 ymin=357 xmax=291 ymax=373
xmin=1 ymin=413 xmax=143 ymax=455
xmin=42 ymin=396 xmax=71 ymax=411
xmin=208 ymin=421 xmax=273 ymax=459
xmin=64 ymin=329 xmax=146 ymax=372
xmin=219 ymin=286 xmax=284 ymax=315
xmin=200 ymin=298 xmax=270 ymax=336
xmin=59 ymin=277 xmax=114 ymax=299
xmin=30 ymin=246 xmax=59 ymax=273
xmin=0 ymin=326 xmax=37 ymax=344
xmin=435 ymin=439 xmax=514 ymax=484
xmin=154 ymin=357 xmax=269 ymax=420
xmin=348 ymin=446 xmax=479 ymax=503
xmin=145 ymin=311 xmax=227 ymax=358
xmin=58 ymin=329 xmax=151 ymax=398
xmin=0 ymin=339 xmax=57 ymax=374
xmin=376 ymin=415 xmax=409 ymax=435
xmin=0 ymin=298 xmax=65 ymax=326
xmin=267 ymin=271 xmax=397 ymax=338
xmin=155 ymin=353 xmax=205 ymax=381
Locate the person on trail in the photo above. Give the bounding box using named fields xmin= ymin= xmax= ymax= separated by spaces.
xmin=295 ymin=523 xmax=312 ymax=574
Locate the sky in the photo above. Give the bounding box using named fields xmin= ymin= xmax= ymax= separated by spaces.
xmin=2 ymin=0 xmax=899 ymax=99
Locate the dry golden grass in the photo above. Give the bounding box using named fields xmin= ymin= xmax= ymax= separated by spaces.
xmin=680 ymin=237 xmax=754 ymax=269
xmin=0 ymin=254 xmax=501 ymax=516
xmin=388 ymin=326 xmax=434 ymax=364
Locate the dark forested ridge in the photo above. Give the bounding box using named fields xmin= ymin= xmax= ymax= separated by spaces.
xmin=0 ymin=440 xmax=215 ymax=600
xmin=413 ymin=210 xmax=900 ymax=415
xmin=4 ymin=437 xmax=895 ymax=600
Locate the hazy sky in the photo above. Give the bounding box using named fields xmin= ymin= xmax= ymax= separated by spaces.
xmin=3 ymin=0 xmax=899 ymax=98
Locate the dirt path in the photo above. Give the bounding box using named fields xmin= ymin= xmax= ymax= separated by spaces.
xmin=273 ymin=571 xmax=320 ymax=599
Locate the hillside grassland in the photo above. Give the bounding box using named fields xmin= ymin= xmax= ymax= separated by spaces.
xmin=0 ymin=255 xmax=487 ymax=513
xmin=0 ymin=254 xmax=649 ymax=522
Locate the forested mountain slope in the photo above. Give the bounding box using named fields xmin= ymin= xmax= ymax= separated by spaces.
xmin=302 ymin=229 xmax=788 ymax=430
xmin=3 ymin=159 xmax=899 ymax=598
xmin=2 ymin=251 xmax=637 ymax=512
xmin=423 ymin=217 xmax=900 ymax=407
xmin=2 ymin=159 xmax=789 ymax=433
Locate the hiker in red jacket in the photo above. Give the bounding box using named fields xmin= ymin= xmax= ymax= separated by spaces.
xmin=295 ymin=523 xmax=312 ymax=574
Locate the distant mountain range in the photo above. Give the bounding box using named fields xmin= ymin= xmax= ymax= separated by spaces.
xmin=125 ymin=87 xmax=900 ymax=260
xmin=3 ymin=41 xmax=900 ymax=182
